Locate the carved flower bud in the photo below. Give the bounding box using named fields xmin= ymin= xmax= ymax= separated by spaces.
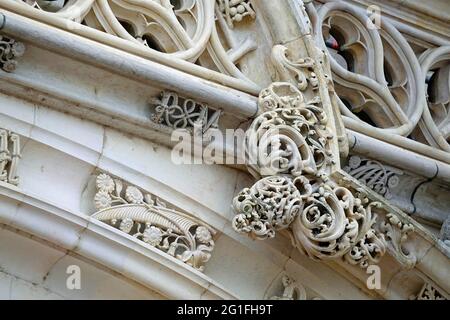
xmin=143 ymin=226 xmax=163 ymax=246
xmin=195 ymin=226 xmax=212 ymax=244
xmin=96 ymin=174 xmax=115 ymax=193
xmin=119 ymin=218 xmax=134 ymax=234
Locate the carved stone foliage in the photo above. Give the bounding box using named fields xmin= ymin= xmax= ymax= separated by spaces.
xmin=269 ymin=275 xmax=322 ymax=300
xmin=414 ymin=282 xmax=447 ymax=300
xmin=0 ymin=129 xmax=20 ymax=186
xmin=150 ymin=91 xmax=222 ymax=133
xmin=311 ymin=1 xmax=450 ymax=151
xmin=0 ymin=35 xmax=25 ymax=72
xmin=93 ymin=173 xmax=215 ymax=271
xmin=231 ymin=50 xmax=388 ymax=268
xmin=379 ymin=213 xmax=416 ymax=269
xmin=344 ymin=155 xmax=403 ymax=199
xmin=245 ymin=83 xmax=334 ymax=178
xmin=217 ymin=0 xmax=256 ymax=29
xmin=271 ymin=45 xmax=319 ymax=92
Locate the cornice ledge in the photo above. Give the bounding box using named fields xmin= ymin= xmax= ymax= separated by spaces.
xmin=0 ymin=11 xmax=258 ymax=118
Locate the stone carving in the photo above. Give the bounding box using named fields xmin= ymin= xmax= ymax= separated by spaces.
xmin=439 ymin=216 xmax=450 ymax=246
xmin=93 ymin=173 xmax=215 ymax=271
xmin=312 ymin=1 xmax=450 ymax=153
xmin=0 ymin=35 xmax=25 ymax=72
xmin=18 ymin=0 xmax=258 ymax=85
xmin=245 ymin=83 xmax=334 ymax=178
xmin=232 ymin=176 xmax=308 ymax=240
xmin=232 ymin=59 xmax=387 ymax=267
xmin=0 ymin=129 xmax=20 ymax=185
xmin=380 ymin=213 xmax=416 ymax=269
xmin=217 ymin=0 xmax=256 ymax=28
xmin=267 ymin=274 xmax=323 ymax=300
xmin=315 ymin=1 xmax=423 ymax=138
xmin=270 ymin=275 xmax=307 ymax=300
xmin=419 ymin=48 xmax=450 ymax=151
xmin=344 ymin=156 xmax=403 ymax=199
xmin=414 ymin=282 xmax=447 ymax=300
xmin=150 ymin=91 xmax=222 ymax=134
xmin=271 ymin=45 xmax=319 ymax=91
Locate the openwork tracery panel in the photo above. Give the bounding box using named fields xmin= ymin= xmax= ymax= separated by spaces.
xmin=309 ymin=1 xmax=450 ymax=152
xmin=16 ymin=0 xmax=259 ymax=85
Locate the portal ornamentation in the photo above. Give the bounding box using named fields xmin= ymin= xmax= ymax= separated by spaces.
xmin=232 ymin=61 xmax=387 ymax=267
xmin=0 ymin=35 xmax=25 ymax=72
xmin=150 ymin=91 xmax=222 ymax=134
xmin=414 ymin=282 xmax=447 ymax=300
xmin=0 ymin=129 xmax=21 ymax=186
xmin=232 ymin=176 xmax=309 ymax=240
xmin=271 ymin=45 xmax=319 ymax=91
xmin=92 ymin=173 xmax=216 ymax=271
xmin=380 ymin=213 xmax=416 ymax=269
xmin=17 ymin=0 xmax=258 ymax=85
xmin=344 ymin=156 xmax=403 ymax=199
xmin=245 ymin=85 xmax=334 ymax=178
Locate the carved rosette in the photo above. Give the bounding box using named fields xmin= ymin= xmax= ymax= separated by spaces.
xmin=92 ymin=173 xmax=215 ymax=271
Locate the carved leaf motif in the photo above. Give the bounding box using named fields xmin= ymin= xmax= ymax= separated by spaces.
xmin=380 ymin=213 xmax=416 ymax=269
xmin=92 ymin=173 xmax=215 ymax=271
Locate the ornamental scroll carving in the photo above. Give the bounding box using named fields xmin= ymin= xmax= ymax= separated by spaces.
xmin=150 ymin=91 xmax=222 ymax=133
xmin=0 ymin=35 xmax=25 ymax=72
xmin=0 ymin=128 xmax=20 ymax=186
xmin=414 ymin=282 xmax=448 ymax=300
xmin=92 ymin=173 xmax=215 ymax=271
xmin=232 ymin=48 xmax=387 ymax=268
xmin=231 ymin=40 xmax=421 ymax=270
xmin=268 ymin=274 xmax=322 ymax=300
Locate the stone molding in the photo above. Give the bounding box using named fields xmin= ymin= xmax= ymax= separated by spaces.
xmin=0 ymin=34 xmax=25 ymax=72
